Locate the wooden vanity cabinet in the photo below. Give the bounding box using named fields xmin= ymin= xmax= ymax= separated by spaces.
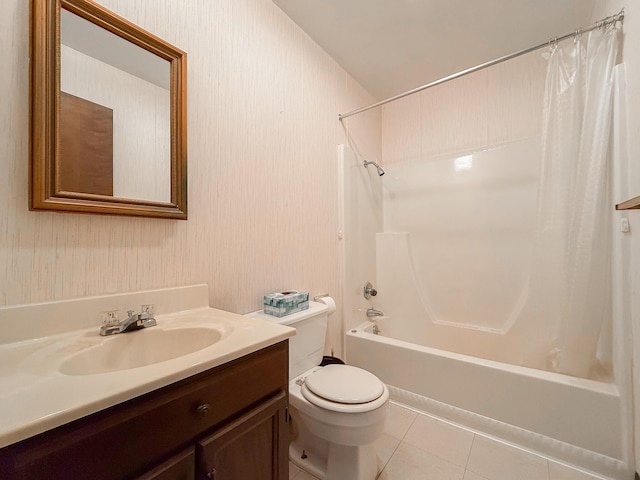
xmin=0 ymin=341 xmax=289 ymax=480
xmin=196 ymin=392 xmax=288 ymax=480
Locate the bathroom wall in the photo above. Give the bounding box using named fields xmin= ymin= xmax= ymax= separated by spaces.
xmin=0 ymin=0 xmax=380 ymax=358
xmin=380 ymin=49 xmax=546 ymax=165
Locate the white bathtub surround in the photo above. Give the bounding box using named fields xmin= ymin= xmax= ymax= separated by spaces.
xmin=376 ymin=114 xmax=623 ymax=380
xmin=375 ymin=231 xmax=528 ymax=365
xmin=379 ymin=137 xmax=539 ymax=332
xmin=375 ymin=138 xmax=544 ymax=368
xmin=0 ymin=285 xmax=294 ymax=448
xmin=346 ymin=324 xmax=633 ymax=479
xmin=339 ymin=144 xmax=383 ymax=334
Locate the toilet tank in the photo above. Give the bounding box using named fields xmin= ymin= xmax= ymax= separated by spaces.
xmin=246 ymin=301 xmax=328 ymax=379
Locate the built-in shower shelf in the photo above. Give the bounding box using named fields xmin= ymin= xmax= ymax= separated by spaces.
xmin=616 ymin=195 xmax=640 ymax=210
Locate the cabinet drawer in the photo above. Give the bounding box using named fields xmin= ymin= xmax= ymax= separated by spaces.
xmin=0 ymin=341 xmax=288 ymax=480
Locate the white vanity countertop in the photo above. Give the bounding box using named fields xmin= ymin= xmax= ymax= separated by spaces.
xmin=0 ymin=306 xmax=294 ymax=449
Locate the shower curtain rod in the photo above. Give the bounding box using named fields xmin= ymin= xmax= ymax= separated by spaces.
xmin=338 ymin=8 xmax=624 ymax=120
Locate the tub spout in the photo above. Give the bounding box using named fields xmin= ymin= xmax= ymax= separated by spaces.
xmin=366 ymin=308 xmax=384 ymax=318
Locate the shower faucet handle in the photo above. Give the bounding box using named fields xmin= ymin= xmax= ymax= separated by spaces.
xmin=364 ymin=281 xmax=378 ymax=300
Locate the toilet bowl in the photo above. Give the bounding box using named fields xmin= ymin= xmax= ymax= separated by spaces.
xmin=246 ymin=300 xmax=389 ymax=480
xmin=289 ymin=365 xmax=389 ymax=480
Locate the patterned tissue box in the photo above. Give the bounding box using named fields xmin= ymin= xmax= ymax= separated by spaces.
xmin=263 ymin=291 xmax=309 ymax=317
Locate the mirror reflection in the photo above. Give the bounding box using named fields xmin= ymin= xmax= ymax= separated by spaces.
xmin=59 ymin=9 xmax=171 ymax=203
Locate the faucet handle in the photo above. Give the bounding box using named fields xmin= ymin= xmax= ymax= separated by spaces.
xmin=140 ymin=304 xmax=155 ymax=315
xmin=101 ymin=310 xmax=120 ymax=326
xmin=364 ymin=281 xmax=378 ymax=300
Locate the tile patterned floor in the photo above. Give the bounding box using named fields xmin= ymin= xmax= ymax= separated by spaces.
xmin=289 ymin=402 xmax=608 ymax=480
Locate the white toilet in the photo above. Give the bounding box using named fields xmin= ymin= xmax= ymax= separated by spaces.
xmin=247 ymin=300 xmax=389 ymax=480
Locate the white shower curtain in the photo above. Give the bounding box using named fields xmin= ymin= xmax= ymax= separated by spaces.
xmin=519 ymin=26 xmax=621 ymax=377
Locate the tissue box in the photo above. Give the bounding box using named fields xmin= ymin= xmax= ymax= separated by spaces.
xmin=263 ymin=291 xmax=309 ymax=317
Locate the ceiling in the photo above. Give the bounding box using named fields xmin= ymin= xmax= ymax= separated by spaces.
xmin=273 ymin=0 xmax=596 ymax=100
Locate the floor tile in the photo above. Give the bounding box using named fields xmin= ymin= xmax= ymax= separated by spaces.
xmin=463 ymin=471 xmax=490 ymax=480
xmin=289 ymin=461 xmax=302 ymax=479
xmin=403 ymin=414 xmax=474 ymax=467
xmin=291 ymin=468 xmax=319 ymax=480
xmin=378 ymin=442 xmax=465 ymax=480
xmin=548 ymin=461 xmax=606 ymax=480
xmin=375 ymin=432 xmax=402 ymax=471
xmin=289 ymin=460 xmax=320 ymax=480
xmin=466 ymin=436 xmax=549 ymax=480
xmin=384 ymin=402 xmax=418 ymax=440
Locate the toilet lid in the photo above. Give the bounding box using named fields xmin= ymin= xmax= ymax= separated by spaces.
xmin=304 ymin=365 xmax=384 ymax=404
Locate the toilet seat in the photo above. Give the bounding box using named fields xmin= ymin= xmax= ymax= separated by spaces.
xmin=300 ymin=365 xmax=388 ymax=413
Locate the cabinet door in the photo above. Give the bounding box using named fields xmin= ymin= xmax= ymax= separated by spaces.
xmin=196 ymin=392 xmax=288 ymax=480
xmin=136 ymin=447 xmax=195 ymax=480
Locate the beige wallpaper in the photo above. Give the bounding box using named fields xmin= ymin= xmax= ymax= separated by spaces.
xmin=0 ymin=0 xmax=380 ymax=356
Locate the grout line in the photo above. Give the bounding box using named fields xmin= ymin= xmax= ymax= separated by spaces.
xmin=401 ymin=413 xmax=418 ymax=442
xmin=464 ymin=433 xmax=477 ymax=471
xmin=393 ymin=402 xmax=478 ymax=473
xmin=376 ymin=403 xmax=418 ymax=479
xmin=379 ymin=436 xmax=403 ymax=477
xmin=389 ymin=400 xmax=419 ymax=442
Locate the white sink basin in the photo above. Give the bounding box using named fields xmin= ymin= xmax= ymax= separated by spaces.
xmin=59 ymin=327 xmax=223 ymax=375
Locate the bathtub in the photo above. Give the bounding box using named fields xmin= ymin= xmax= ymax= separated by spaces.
xmin=346 ymin=321 xmax=631 ymax=479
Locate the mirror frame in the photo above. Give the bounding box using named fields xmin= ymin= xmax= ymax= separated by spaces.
xmin=30 ymin=0 xmax=188 ymax=219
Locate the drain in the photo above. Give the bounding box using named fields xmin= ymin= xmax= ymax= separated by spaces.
xmin=301 ymin=450 xmax=307 ymax=459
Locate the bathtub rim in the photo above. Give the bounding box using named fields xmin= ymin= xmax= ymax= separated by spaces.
xmin=347 ymin=321 xmax=619 ymax=396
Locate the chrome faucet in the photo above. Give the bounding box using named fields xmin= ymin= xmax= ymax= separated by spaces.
xmin=366 ymin=308 xmax=384 ymax=318
xmin=100 ymin=305 xmax=157 ymax=336
xmin=363 ymin=281 xmax=378 ymax=300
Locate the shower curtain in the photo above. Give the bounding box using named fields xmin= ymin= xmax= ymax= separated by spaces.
xmin=519 ymin=25 xmax=621 ymax=377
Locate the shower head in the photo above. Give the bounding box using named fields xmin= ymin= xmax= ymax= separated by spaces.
xmin=363 ymin=160 xmax=385 ymax=176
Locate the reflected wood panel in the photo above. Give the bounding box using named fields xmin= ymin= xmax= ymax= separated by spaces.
xmin=59 ymin=92 xmax=114 ymax=196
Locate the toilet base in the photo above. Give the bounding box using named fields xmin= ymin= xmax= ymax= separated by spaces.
xmin=290 ymin=434 xmax=379 ymax=480
xmin=290 ymin=441 xmax=326 ymax=479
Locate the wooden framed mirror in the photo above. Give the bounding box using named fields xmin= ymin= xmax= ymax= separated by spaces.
xmin=30 ymin=0 xmax=187 ymax=219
